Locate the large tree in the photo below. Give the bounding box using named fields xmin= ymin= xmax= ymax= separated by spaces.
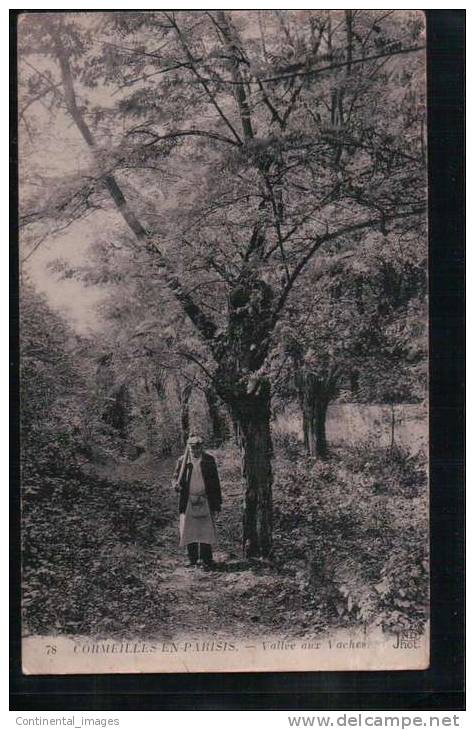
xmin=19 ymin=10 xmax=426 ymax=556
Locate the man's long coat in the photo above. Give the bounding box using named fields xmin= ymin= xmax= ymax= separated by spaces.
xmin=173 ymin=452 xmax=222 ymax=515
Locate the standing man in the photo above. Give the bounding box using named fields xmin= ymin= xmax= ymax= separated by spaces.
xmin=172 ymin=434 xmax=222 ymax=570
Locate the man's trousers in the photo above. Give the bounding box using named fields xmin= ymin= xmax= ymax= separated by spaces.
xmin=187 ymin=542 xmax=213 ymax=565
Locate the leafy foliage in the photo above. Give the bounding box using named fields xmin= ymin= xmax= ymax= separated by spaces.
xmin=275 ymin=232 xmax=427 ymax=404
xmin=272 ymin=437 xmax=428 ymax=634
xmin=23 ymin=471 xmax=171 ymax=636
xmin=19 ymin=10 xmax=426 ymax=385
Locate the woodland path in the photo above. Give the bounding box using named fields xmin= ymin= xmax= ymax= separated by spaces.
xmin=99 ymin=452 xmax=292 ymax=640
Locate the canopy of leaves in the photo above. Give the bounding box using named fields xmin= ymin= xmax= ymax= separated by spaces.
xmin=19 ymin=10 xmax=426 ymax=392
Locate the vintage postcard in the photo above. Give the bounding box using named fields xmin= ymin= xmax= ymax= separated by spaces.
xmin=18 ymin=9 xmax=429 ymax=674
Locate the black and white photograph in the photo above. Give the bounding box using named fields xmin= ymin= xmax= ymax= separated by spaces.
xmin=17 ymin=9 xmax=429 ymax=674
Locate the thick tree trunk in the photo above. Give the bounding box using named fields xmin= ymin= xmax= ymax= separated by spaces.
xmin=231 ymin=385 xmax=273 ymax=559
xmin=205 ymin=387 xmax=228 ymax=446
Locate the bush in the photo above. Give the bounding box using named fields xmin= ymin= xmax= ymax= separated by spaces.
xmin=272 ymin=430 xmax=304 ymax=462
xmin=271 ymin=440 xmax=429 ymax=635
xmin=339 ymin=440 xmax=427 ymax=496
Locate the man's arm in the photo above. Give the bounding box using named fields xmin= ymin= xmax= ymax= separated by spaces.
xmin=172 ymin=456 xmax=183 ymax=491
xmin=210 ymin=456 xmax=222 ymax=512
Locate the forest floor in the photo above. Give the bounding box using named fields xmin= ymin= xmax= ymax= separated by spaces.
xmin=23 ymin=439 xmax=429 ymax=642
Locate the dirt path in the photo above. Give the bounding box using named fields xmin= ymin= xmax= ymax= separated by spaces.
xmin=102 ymin=452 xmax=289 ymax=640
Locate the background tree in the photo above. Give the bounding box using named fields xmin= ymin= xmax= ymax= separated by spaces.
xmin=20 ymin=280 xmax=116 ymax=482
xmin=277 ymin=231 xmax=427 ymax=458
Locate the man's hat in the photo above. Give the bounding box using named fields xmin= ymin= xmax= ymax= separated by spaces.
xmin=187 ymin=433 xmax=203 ymax=446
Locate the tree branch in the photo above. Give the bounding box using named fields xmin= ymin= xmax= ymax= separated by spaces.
xmin=213 ymin=10 xmax=255 ymax=140
xmin=191 ymin=44 xmax=426 ymax=87
xmin=165 ymin=12 xmax=243 ymax=146
xmin=261 ymin=44 xmax=426 ymax=83
xmin=52 ymin=29 xmax=219 ymax=346
xmin=127 ymin=126 xmax=240 ymax=148
xmin=177 ymin=349 xmax=220 ymax=388
xmin=273 ymin=207 xmax=425 ymax=318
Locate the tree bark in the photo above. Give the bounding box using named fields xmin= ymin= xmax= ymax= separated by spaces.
xmin=313 ymin=395 xmax=329 ymax=459
xmin=297 ymin=371 xmax=331 ymax=459
xmin=53 ymin=33 xmax=218 ymax=345
xmin=345 ymin=10 xmax=354 ymax=75
xmin=231 ymin=413 xmax=240 ymax=446
xmin=389 ymin=402 xmax=395 ymax=454
xmin=231 ymin=383 xmax=273 ymax=559
xmin=180 ymin=383 xmax=192 ymax=447
xmin=205 ymin=387 xmax=228 ymax=446
xmin=103 ymin=384 xmax=132 ymax=444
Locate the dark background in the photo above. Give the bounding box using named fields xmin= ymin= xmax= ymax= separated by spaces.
xmin=10 ymin=9 xmax=465 ymax=711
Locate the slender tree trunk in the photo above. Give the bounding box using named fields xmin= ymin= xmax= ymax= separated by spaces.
xmin=389 ymin=403 xmax=395 ymax=454
xmin=314 ymin=396 xmax=329 ymax=458
xmin=304 ymin=404 xmax=317 ymax=457
xmin=205 ymin=387 xmax=228 ymax=446
xmin=345 ymin=10 xmax=354 ymax=74
xmin=231 ymin=384 xmax=273 ymax=559
xmin=54 ymin=34 xmax=218 ymax=344
xmin=103 ymin=383 xmax=131 ymax=443
xmin=231 ymin=414 xmax=240 ymax=446
xmin=141 ymin=374 xmax=156 ymax=452
xmin=302 ymin=408 xmax=310 ymax=453
xmin=350 ymin=369 xmax=359 ymax=397
xmin=180 ymin=384 xmax=192 ymax=447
